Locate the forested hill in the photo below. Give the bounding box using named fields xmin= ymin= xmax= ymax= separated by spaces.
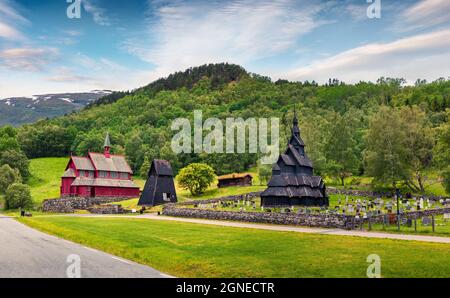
xmin=4 ymin=63 xmax=450 ymax=193
xmin=89 ymin=63 xmax=248 ymax=107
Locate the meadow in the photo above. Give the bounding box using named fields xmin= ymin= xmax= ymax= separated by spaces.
xmin=18 ymin=216 xmax=450 ymax=278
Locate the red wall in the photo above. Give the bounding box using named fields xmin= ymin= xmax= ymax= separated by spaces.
xmin=94 ymin=187 xmax=140 ymax=198
xmin=61 ymin=177 xmax=75 ymax=196
xmin=77 ymin=186 xmax=91 ymax=197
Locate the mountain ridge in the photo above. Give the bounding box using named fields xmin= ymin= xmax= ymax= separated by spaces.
xmin=0 ymin=90 xmax=113 ymax=127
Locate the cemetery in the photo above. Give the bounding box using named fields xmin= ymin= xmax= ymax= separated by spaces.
xmin=163 ymin=113 xmax=450 ymax=234
xmin=163 ymin=191 xmax=450 ymax=233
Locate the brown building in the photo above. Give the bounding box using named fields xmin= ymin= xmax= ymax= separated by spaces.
xmin=217 ymin=173 xmax=253 ymax=188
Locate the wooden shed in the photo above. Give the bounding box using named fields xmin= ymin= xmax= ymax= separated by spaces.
xmin=217 ymin=173 xmax=253 ymax=188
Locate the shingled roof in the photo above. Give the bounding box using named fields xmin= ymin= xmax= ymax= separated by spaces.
xmin=218 ymin=173 xmax=253 ymax=180
xmin=152 ymin=159 xmax=174 ymax=176
xmin=89 ymin=153 xmax=133 ymax=174
xmin=71 ymin=156 xmax=95 ymax=171
xmin=62 ymin=168 xmax=76 ymax=178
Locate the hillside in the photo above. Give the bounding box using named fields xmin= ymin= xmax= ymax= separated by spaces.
xmin=88 ymin=63 xmax=248 ymax=107
xmin=0 ymin=90 xmax=112 ymax=126
xmin=6 ymin=63 xmax=450 ymax=195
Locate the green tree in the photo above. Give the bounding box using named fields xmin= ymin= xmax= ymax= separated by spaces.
xmin=140 ymin=157 xmax=151 ymax=177
xmin=324 ymin=113 xmax=359 ymax=186
xmin=0 ymin=126 xmax=20 ymax=152
xmin=258 ymin=163 xmax=272 ymax=186
xmin=364 ymin=106 xmax=435 ymax=192
xmin=434 ymin=116 xmax=450 ymax=193
xmin=0 ymin=149 xmax=30 ymax=180
xmin=176 ymin=163 xmax=216 ymax=196
xmin=364 ymin=106 xmax=409 ymax=188
xmin=400 ymin=106 xmax=434 ymax=192
xmin=5 ymin=183 xmax=32 ymax=210
xmin=0 ymin=164 xmax=22 ymax=194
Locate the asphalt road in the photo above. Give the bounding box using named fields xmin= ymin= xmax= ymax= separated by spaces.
xmin=0 ymin=215 xmax=171 ymax=278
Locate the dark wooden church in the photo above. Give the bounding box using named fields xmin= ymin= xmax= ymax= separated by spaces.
xmin=260 ymin=111 xmax=328 ymax=207
xmin=138 ymin=159 xmax=177 ymax=206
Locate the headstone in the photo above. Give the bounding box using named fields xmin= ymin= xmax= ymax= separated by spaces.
xmin=422 ymin=216 xmax=431 ymax=226
xmin=406 ymin=218 xmax=412 ymax=227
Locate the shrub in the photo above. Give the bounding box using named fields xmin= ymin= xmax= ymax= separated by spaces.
xmin=258 ymin=164 xmax=272 ymax=186
xmin=176 ymin=163 xmax=216 ymax=196
xmin=0 ymin=164 xmax=22 ymax=194
xmin=5 ymin=183 xmax=32 ymax=210
xmin=0 ymin=149 xmax=30 ymax=180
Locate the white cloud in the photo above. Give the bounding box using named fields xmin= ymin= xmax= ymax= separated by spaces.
xmin=0 ymin=47 xmax=59 ymax=72
xmin=82 ymin=0 xmax=111 ymax=26
xmin=286 ymin=28 xmax=450 ymax=83
xmin=0 ymin=0 xmax=28 ymax=40
xmin=46 ymin=67 xmax=94 ymax=83
xmin=0 ymin=0 xmax=29 ymax=23
xmin=399 ymin=0 xmax=450 ymax=31
xmin=123 ymin=0 xmax=327 ymax=81
xmin=0 ymin=21 xmax=24 ymax=40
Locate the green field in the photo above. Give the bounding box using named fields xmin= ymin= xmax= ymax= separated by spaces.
xmin=27 ymin=157 xmax=70 ymax=204
xmin=18 ymin=216 xmax=450 ymax=278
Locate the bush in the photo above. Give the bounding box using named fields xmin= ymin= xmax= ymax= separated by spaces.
xmin=5 ymin=183 xmax=32 ymax=210
xmin=258 ymin=164 xmax=272 ymax=186
xmin=140 ymin=157 xmax=151 ymax=177
xmin=0 ymin=164 xmax=22 ymax=194
xmin=176 ymin=163 xmax=216 ymax=196
xmin=442 ymin=166 xmax=450 ymax=195
xmin=0 ymin=149 xmax=30 ymax=180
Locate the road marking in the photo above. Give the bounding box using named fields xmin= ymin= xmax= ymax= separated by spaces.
xmin=160 ymin=273 xmax=174 ymax=278
xmin=111 ymin=256 xmax=131 ymax=265
xmin=83 ymin=246 xmax=98 ymax=253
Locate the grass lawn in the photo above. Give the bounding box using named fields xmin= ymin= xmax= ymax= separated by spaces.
xmin=18 ymin=216 xmax=450 ymax=278
xmin=27 ymin=157 xmax=70 ymax=204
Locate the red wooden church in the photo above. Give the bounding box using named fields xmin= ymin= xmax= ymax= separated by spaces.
xmin=60 ymin=133 xmax=140 ymax=198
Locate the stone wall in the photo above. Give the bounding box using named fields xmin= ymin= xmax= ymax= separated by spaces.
xmin=42 ymin=197 xmax=128 ymax=213
xmin=163 ymin=190 xmax=450 ymax=230
xmin=179 ymin=192 xmax=262 ymax=206
xmin=87 ymin=204 xmax=124 ymax=214
xmin=163 ymin=204 xmax=358 ymax=229
xmin=163 ymin=204 xmax=450 ymax=230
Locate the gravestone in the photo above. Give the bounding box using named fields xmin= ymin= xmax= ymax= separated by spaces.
xmin=406 ymin=218 xmax=412 ymax=227
xmin=422 ymin=216 xmax=431 ymax=226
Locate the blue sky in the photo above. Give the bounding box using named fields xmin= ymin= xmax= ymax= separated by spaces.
xmin=0 ymin=0 xmax=449 ymax=97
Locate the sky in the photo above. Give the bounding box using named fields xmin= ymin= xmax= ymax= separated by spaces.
xmin=0 ymin=0 xmax=449 ymax=98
